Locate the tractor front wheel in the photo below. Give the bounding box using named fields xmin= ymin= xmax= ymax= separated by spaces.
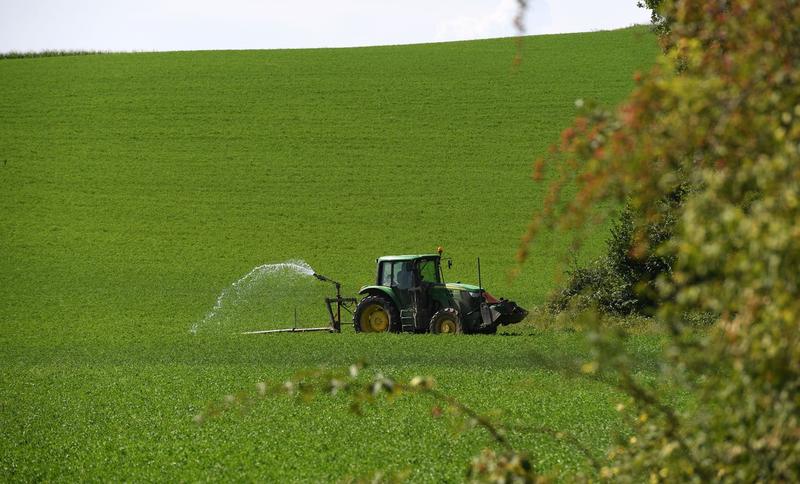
xmin=353 ymin=295 xmax=398 ymax=333
xmin=429 ymin=308 xmax=463 ymax=334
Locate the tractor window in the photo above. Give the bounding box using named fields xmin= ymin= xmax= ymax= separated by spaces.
xmin=417 ymin=259 xmax=440 ymax=283
xmin=393 ymin=262 xmax=414 ymax=289
xmin=378 ymin=262 xmax=392 ymax=286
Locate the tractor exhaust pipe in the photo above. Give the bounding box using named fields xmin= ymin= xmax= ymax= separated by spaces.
xmin=477 ymin=257 xmax=483 ymax=296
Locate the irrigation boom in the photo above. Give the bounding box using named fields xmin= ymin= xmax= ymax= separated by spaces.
xmin=241 ymin=272 xmax=356 ymax=335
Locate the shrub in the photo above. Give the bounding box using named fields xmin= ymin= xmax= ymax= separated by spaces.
xmin=549 ymin=200 xmax=675 ymax=316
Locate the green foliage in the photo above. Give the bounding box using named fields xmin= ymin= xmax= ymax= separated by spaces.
xmin=636 ymin=0 xmax=672 ymax=39
xmin=525 ymin=0 xmax=800 ymax=481
xmin=549 ymin=258 xmax=634 ymax=315
xmin=0 ymin=29 xmax=661 ymax=480
xmin=549 ymin=201 xmax=676 ymax=315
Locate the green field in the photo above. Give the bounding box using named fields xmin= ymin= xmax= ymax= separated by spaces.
xmin=0 ymin=27 xmax=660 ymax=481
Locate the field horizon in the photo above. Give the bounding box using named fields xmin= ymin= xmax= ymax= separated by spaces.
xmin=0 ymin=26 xmax=660 ymax=481
xmin=0 ymin=24 xmax=652 ymax=59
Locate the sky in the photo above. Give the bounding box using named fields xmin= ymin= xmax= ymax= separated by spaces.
xmin=0 ymin=0 xmax=652 ymax=53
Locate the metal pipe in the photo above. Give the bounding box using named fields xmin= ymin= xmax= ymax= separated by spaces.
xmin=336 ymin=283 xmax=341 ymax=332
xmin=242 ymin=327 xmax=333 ymax=335
xmin=313 ymin=272 xmax=340 ymax=287
xmin=477 ymin=257 xmax=482 ymax=291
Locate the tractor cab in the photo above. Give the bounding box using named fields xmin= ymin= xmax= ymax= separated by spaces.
xmin=355 ymin=252 xmax=528 ymax=334
xmin=371 ymin=255 xmax=447 ymax=331
xmin=376 ymin=255 xmax=441 ymax=289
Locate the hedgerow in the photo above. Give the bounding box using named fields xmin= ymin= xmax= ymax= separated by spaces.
xmin=0 ymin=50 xmax=104 ymax=60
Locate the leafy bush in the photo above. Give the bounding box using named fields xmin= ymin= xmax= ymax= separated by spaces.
xmin=548 ymin=257 xmax=634 ymax=315
xmin=549 ymin=201 xmax=675 ymax=316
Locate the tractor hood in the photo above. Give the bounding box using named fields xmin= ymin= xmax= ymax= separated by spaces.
xmin=445 ymin=282 xmax=481 ymax=293
xmin=445 ymin=283 xmax=499 ymax=303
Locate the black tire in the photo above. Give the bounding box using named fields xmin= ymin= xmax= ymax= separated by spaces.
xmin=353 ymin=295 xmax=399 ymax=333
xmin=429 ymin=308 xmax=463 ymax=334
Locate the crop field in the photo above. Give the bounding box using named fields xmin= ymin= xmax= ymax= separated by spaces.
xmin=0 ymin=27 xmax=659 ymax=480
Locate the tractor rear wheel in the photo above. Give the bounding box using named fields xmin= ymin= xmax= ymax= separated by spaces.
xmin=353 ymin=295 xmax=398 ymax=333
xmin=429 ymin=308 xmax=462 ymax=334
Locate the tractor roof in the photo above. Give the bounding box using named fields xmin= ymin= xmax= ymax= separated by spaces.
xmin=377 ymin=254 xmax=440 ymax=262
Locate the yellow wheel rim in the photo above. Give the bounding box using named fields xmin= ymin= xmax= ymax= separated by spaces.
xmin=360 ymin=304 xmax=389 ymax=332
xmin=439 ymin=319 xmax=457 ymax=333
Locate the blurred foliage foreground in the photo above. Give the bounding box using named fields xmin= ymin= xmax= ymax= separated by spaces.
xmin=518 ymin=0 xmax=800 ymax=481
xmin=205 ymin=1 xmax=800 ymax=481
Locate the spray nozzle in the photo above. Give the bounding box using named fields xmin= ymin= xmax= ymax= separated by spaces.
xmin=313 ymin=272 xmax=340 ymax=286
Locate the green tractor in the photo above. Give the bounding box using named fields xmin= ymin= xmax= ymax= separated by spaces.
xmin=354 ymin=252 xmax=527 ymax=334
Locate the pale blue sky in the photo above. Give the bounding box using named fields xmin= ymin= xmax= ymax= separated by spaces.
xmin=0 ymin=0 xmax=651 ymax=52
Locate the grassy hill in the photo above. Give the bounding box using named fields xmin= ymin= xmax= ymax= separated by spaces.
xmin=0 ymin=27 xmax=659 ymax=481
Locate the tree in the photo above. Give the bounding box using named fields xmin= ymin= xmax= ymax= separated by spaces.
xmin=637 ymin=0 xmax=671 ymax=38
